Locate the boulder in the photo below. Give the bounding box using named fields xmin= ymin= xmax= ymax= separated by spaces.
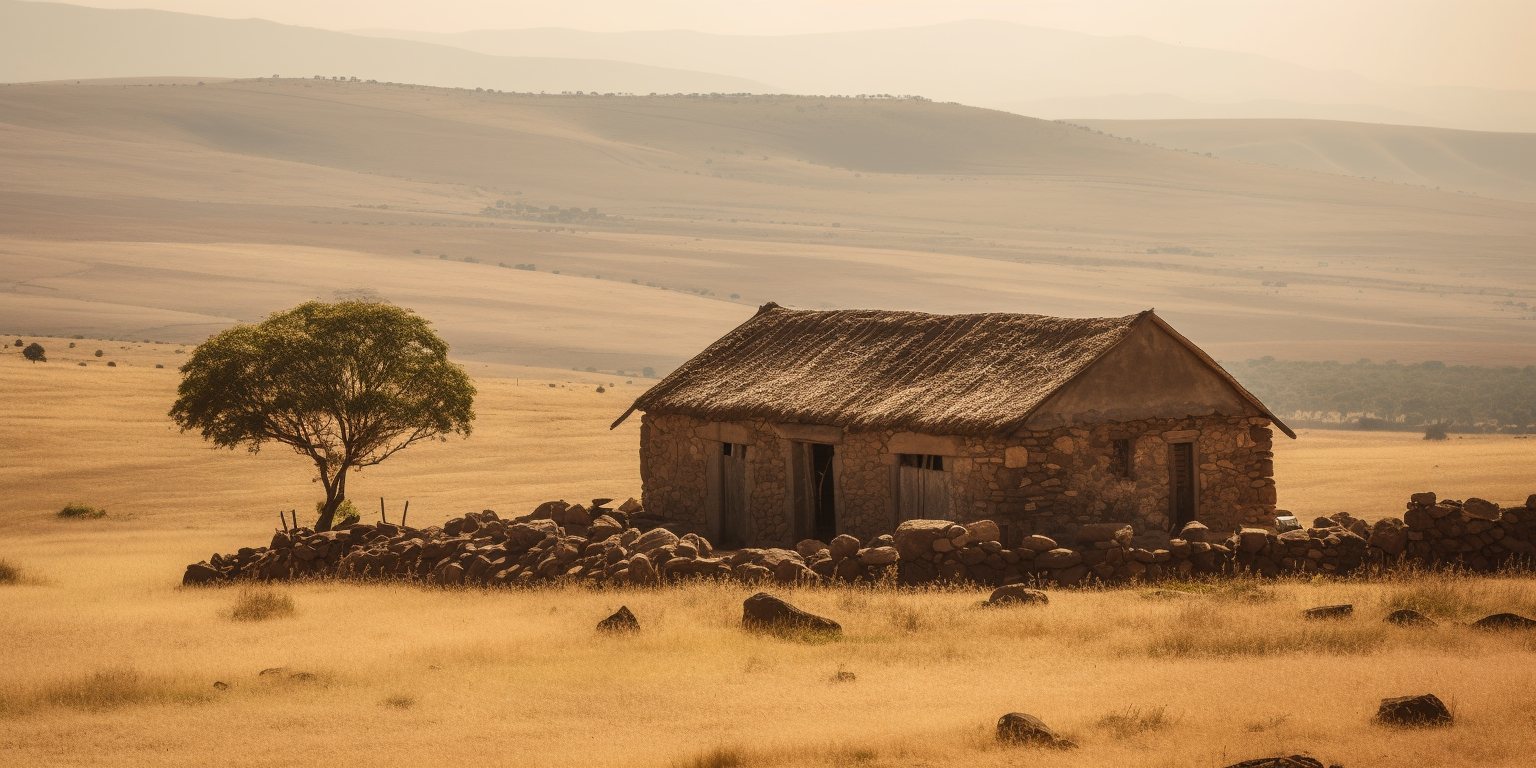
xmin=1034 ymin=548 xmax=1083 ymax=570
xmin=995 ymin=712 xmax=1077 ymax=749
xmin=1368 ymin=519 xmax=1408 ymax=556
xmin=626 ymin=553 xmax=658 ymax=586
xmin=858 ymin=546 xmax=899 ymax=566
xmin=1374 ymin=694 xmax=1452 ymax=727
xmin=182 ymin=562 xmax=223 ymax=585
xmin=597 ymin=606 xmax=640 ymax=633
xmin=1237 ymin=528 xmax=1271 ymax=554
xmin=1077 ymin=522 xmax=1133 ymax=544
xmin=1385 ymin=609 xmax=1436 ymax=627
xmin=587 ymin=515 xmax=623 ymax=542
xmin=828 ymin=534 xmax=862 ymax=561
xmin=734 ymin=563 xmax=772 ymax=584
xmin=1178 ymin=521 xmax=1210 ymax=543
xmin=1462 ymin=498 xmax=1500 ymax=520
xmin=1052 ymin=563 xmax=1090 ymax=587
xmin=1221 ymin=758 xmax=1324 ymax=768
xmin=985 ymin=585 xmax=1049 ymax=607
xmin=964 ymin=520 xmax=1001 ymax=543
xmin=1471 ymin=612 xmax=1536 ymax=630
xmin=894 ymin=519 xmax=954 ymax=560
xmin=1304 ymin=604 xmax=1354 ymax=620
xmin=529 ymin=500 xmax=567 ymax=520
xmin=1409 ymin=491 xmax=1437 ymax=506
xmin=633 ymin=527 xmax=680 ymax=554
xmin=795 ymin=539 xmax=830 ymax=559
xmin=1018 ymin=534 xmax=1058 ymax=552
xmin=741 ymin=593 xmax=841 ymax=634
xmin=772 ymin=559 xmax=812 ymax=585
xmin=552 ymin=503 xmax=592 ymax=529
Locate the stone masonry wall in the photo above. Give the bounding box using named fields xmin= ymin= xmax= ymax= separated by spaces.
xmin=639 ymin=413 xmax=1277 ymax=548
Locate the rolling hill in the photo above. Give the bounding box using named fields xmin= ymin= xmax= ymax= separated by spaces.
xmin=0 ymin=0 xmax=764 ymax=94
xmin=2 ymin=78 xmax=1534 ymax=375
xmin=1077 ymin=118 xmax=1536 ymax=204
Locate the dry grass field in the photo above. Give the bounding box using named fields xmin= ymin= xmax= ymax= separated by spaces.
xmin=4 ymin=342 xmax=1536 ymax=767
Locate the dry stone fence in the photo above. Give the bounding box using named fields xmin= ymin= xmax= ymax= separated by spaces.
xmin=183 ymin=492 xmax=1536 ymax=588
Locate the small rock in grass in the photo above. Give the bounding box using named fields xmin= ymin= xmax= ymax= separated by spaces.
xmin=1385 ymin=609 xmax=1436 ymax=627
xmin=1304 ymin=604 xmax=1353 ymax=620
xmin=212 ymin=681 xmax=229 ymax=691
xmin=741 ymin=592 xmax=840 ymax=635
xmin=1471 ymin=612 xmax=1536 ymax=630
xmin=1221 ymin=757 xmax=1325 ymax=768
xmin=829 ymin=670 xmax=856 ymax=683
xmin=1375 ymin=693 xmax=1452 ymax=727
xmin=257 ymin=667 xmax=287 ymax=677
xmin=996 ymin=712 xmax=1077 ymax=749
xmin=597 ymin=605 xmax=640 ymax=633
xmin=985 ymin=584 xmax=1049 ymax=607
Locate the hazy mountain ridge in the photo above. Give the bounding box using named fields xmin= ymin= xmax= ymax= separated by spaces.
xmin=0 ymin=1 xmax=766 ymax=94
xmin=353 ymin=20 xmax=1536 ymax=132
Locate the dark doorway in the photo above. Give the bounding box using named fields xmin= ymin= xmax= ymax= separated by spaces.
xmin=810 ymin=443 xmax=838 ymax=542
xmin=1169 ymin=442 xmax=1196 ymax=530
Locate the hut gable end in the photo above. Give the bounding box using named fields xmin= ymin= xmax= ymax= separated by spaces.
xmin=1025 ymin=319 xmax=1263 ymax=429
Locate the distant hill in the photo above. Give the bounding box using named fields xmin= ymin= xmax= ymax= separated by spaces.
xmin=355 ymin=20 xmax=1536 ymax=133
xmin=1075 ymin=118 xmax=1536 ymax=204
xmin=0 ymin=1 xmax=765 ymax=94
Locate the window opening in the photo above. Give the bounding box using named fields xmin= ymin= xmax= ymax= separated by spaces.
xmin=1112 ymin=438 xmax=1134 ymax=479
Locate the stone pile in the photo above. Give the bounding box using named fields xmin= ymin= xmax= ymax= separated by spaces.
xmin=184 ymin=491 xmax=1536 ymax=589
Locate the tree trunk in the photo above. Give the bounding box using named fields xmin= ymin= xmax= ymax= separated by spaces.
xmin=314 ymin=466 xmax=349 ymax=532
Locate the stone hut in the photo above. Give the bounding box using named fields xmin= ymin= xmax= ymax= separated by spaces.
xmin=612 ymin=303 xmax=1294 ymax=548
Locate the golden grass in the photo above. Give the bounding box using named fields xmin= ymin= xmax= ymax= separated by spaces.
xmin=4 ymin=342 xmax=1536 ymax=766
xmin=228 ymin=587 xmax=295 ymax=622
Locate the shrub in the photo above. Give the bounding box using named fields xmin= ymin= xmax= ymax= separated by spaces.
xmin=1424 ymin=423 xmax=1449 ymax=440
xmin=106 ymin=361 xmax=116 ymax=367
xmin=58 ymin=503 xmax=106 ymax=519
xmin=382 ymin=693 xmax=416 ymax=709
xmin=32 ymin=668 xmax=209 ymax=712
xmin=11 ymin=339 xmax=20 ymax=347
xmin=94 ymin=349 xmax=103 ymax=357
xmin=316 ymin=498 xmax=360 ymax=527
xmin=230 ymin=587 xmax=296 ymax=621
xmin=1096 ymin=705 xmax=1173 ymax=738
xmin=22 ymin=342 xmax=45 ymax=362
xmin=0 ymin=559 xmax=19 ymax=584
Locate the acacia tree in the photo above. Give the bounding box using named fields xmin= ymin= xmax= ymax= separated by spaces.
xmin=170 ymin=301 xmax=475 ymax=531
xmin=22 ymin=343 xmax=46 ymax=363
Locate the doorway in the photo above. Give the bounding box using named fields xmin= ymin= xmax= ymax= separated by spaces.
xmin=719 ymin=443 xmax=748 ymax=547
xmin=1169 ymin=441 xmax=1196 ymax=530
xmin=792 ymin=441 xmax=838 ymax=542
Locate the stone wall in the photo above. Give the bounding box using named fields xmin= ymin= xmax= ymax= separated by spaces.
xmin=637 ymin=412 xmax=1276 ymax=548
xmin=183 ymin=492 xmax=1536 ymax=590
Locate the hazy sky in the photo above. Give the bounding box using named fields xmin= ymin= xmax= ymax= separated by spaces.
xmin=48 ymin=0 xmax=1535 ymax=91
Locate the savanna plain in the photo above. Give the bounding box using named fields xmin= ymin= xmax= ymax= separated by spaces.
xmin=3 ymin=346 xmax=1536 ymax=768
xmin=4 ymin=77 xmax=1536 ymax=767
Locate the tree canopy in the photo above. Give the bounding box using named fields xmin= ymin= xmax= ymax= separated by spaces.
xmin=22 ymin=342 xmax=45 ymax=363
xmin=170 ymin=301 xmax=475 ymax=530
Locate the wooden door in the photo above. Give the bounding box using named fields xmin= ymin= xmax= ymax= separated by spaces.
xmin=720 ymin=443 xmax=748 ymax=547
xmin=898 ymin=454 xmax=950 ymax=520
xmin=1169 ymin=442 xmax=1196 ymax=529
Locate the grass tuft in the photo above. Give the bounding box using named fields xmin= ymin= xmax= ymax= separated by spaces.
xmin=382 ymin=693 xmax=416 ymax=709
xmin=2 ymin=669 xmax=214 ymax=714
xmin=1095 ymin=705 xmax=1174 ymax=738
xmin=0 ymin=559 xmax=19 ymax=585
xmin=230 ymin=587 xmax=296 ymax=621
xmin=674 ymin=746 xmax=745 ymax=768
xmin=57 ymin=502 xmax=106 ymax=519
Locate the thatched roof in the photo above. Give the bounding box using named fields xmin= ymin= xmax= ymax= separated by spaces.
xmin=614 ymin=303 xmax=1291 ymax=437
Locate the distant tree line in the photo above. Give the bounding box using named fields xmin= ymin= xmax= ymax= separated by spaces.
xmin=1227 ymin=357 xmax=1536 ymax=433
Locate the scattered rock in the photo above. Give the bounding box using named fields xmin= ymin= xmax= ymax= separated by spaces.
xmin=597 ymin=605 xmax=640 ymax=633
xmin=1471 ymin=612 xmax=1536 ymax=630
xmin=741 ymin=592 xmax=841 ymax=635
xmin=893 ymin=519 xmax=952 ymax=560
xmin=985 ymin=584 xmax=1049 ymax=607
xmin=995 ymin=712 xmax=1077 ymax=749
xmin=1222 ymin=757 xmax=1324 ymax=768
xmin=857 ymin=546 xmax=899 ymax=566
xmin=1462 ymin=497 xmax=1500 ymax=520
xmin=795 ymin=539 xmax=829 ymax=559
xmin=257 ymin=667 xmax=287 ymax=677
xmin=1304 ymin=604 xmax=1353 ymax=620
xmin=828 ymin=533 xmax=861 ymax=561
xmin=212 ymin=681 xmax=229 ymax=690
xmin=1385 ymin=609 xmax=1436 ymax=627
xmin=1375 ymin=694 xmax=1452 ymax=727
xmin=830 ymin=670 xmax=856 ymax=683
xmin=287 ymin=671 xmax=316 ymax=682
